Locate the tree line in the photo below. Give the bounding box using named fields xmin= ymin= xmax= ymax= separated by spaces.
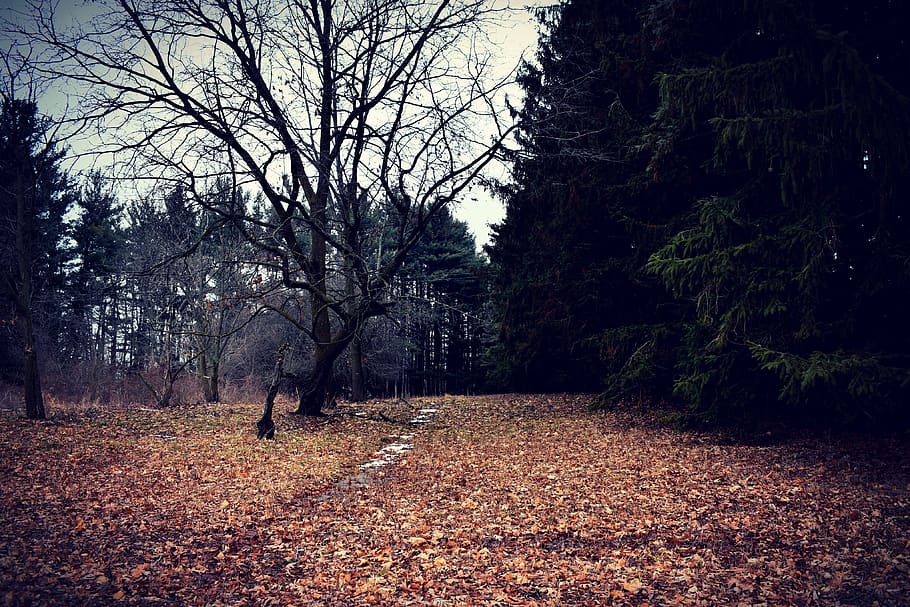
xmin=489 ymin=0 xmax=910 ymax=428
xmin=0 ymin=104 xmax=489 ymax=417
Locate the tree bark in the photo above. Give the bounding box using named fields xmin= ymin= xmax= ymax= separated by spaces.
xmin=257 ymin=344 xmax=287 ymax=439
xmin=109 ymin=292 xmax=118 ymax=365
xmin=14 ymin=138 xmax=45 ymax=421
xmin=290 ymin=0 xmax=341 ymax=416
xmin=295 ymin=324 xmax=360 ymax=415
xmin=296 ymin=0 xmax=336 ymax=418
xmin=210 ymin=360 xmax=220 ymax=403
xmin=295 ymin=350 xmax=332 ymax=416
xmin=158 ymin=372 xmax=175 ymax=408
xmin=345 ymin=247 xmax=366 ymax=402
xmin=350 ymin=335 xmax=365 ymax=401
xmin=22 ymin=313 xmax=45 ymax=420
xmin=199 ymin=350 xmax=220 ymax=403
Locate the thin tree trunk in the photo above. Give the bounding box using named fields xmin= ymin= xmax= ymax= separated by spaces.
xmin=22 ymin=313 xmax=45 ymax=420
xmin=210 ymin=360 xmax=220 ymax=403
xmin=257 ymin=344 xmax=287 ymax=439
xmin=345 ymin=257 xmax=366 ymax=402
xmin=350 ymin=335 xmax=365 ymax=401
xmin=433 ymin=320 xmax=442 ymax=395
xmin=199 ymin=350 xmax=212 ymax=402
xmin=109 ymin=293 xmax=118 ymax=366
xmin=198 ymin=350 xmax=220 ymax=403
xmin=14 ymin=151 xmax=45 ymax=421
xmin=158 ymin=371 xmax=175 ymax=408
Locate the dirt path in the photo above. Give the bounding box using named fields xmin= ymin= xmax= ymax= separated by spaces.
xmin=2 ymin=395 xmax=909 ymax=606
xmin=327 ymin=404 xmax=438 ymax=492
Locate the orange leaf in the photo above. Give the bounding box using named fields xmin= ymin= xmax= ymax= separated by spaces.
xmin=130 ymin=563 xmax=148 ymax=579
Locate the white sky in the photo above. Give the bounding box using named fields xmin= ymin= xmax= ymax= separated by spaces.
xmin=0 ymin=0 xmax=550 ymax=249
xmin=451 ymin=0 xmax=547 ymax=250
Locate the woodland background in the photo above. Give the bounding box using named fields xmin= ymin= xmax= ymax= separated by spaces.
xmin=2 ymin=0 xmax=910 ymax=431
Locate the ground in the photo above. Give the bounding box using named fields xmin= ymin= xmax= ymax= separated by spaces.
xmin=1 ymin=394 xmax=909 ymax=606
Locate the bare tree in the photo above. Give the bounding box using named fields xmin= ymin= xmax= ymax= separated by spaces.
xmin=28 ymin=0 xmax=515 ymax=434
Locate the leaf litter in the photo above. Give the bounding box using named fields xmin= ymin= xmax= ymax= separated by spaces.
xmin=1 ymin=395 xmax=908 ymax=606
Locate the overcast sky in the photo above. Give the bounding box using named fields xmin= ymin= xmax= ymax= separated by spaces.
xmin=452 ymin=1 xmax=545 ymax=249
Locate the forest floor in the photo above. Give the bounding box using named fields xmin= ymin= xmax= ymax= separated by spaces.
xmin=1 ymin=394 xmax=909 ymax=607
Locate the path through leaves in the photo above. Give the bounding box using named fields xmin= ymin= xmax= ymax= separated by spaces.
xmin=2 ymin=395 xmax=909 ymax=605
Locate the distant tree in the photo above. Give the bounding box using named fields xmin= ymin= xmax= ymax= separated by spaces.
xmin=184 ymin=179 xmax=259 ymax=403
xmin=401 ymin=207 xmax=486 ymax=395
xmin=117 ymin=184 xmax=259 ymax=406
xmin=319 ymin=204 xmax=486 ymax=399
xmin=120 ymin=189 xmax=196 ymax=407
xmin=68 ymin=171 xmax=125 ymax=364
xmin=0 ymin=96 xmax=72 ymax=419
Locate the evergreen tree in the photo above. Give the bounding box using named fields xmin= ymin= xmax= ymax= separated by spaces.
xmin=401 ymin=207 xmax=486 ymax=394
xmin=118 ymin=183 xmax=256 ymax=405
xmin=488 ymin=0 xmax=679 ymax=396
xmin=0 ymin=98 xmax=73 ymax=418
xmin=354 ymin=206 xmax=487 ymax=397
xmin=645 ymin=0 xmax=910 ymax=425
xmin=490 ymin=0 xmax=910 ymax=429
xmin=68 ymin=171 xmax=125 ymax=363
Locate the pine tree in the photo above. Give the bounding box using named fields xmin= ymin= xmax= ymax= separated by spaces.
xmin=358 ymin=206 xmax=487 ymax=397
xmin=0 ymin=98 xmax=73 ymax=418
xmin=69 ymin=171 xmax=125 ymax=363
xmin=488 ymin=0 xmax=680 ymax=397
xmin=644 ymin=0 xmax=910 ymax=425
xmin=402 ymin=207 xmax=486 ymax=394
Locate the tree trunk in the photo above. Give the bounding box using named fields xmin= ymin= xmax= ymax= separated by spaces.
xmin=158 ymin=373 xmax=174 ymax=408
xmin=201 ymin=378 xmax=215 ymax=403
xmin=295 ymin=323 xmax=360 ymax=415
xmin=109 ymin=292 xmax=118 ymax=366
xmin=210 ymin=360 xmax=220 ymax=403
xmin=199 ymin=351 xmax=220 ymax=403
xmin=432 ymin=320 xmax=443 ymax=395
xmin=295 ymin=347 xmax=332 ymax=416
xmin=297 ymin=0 xmax=336 ymax=416
xmin=345 ymin=255 xmax=366 ymax=402
xmin=199 ymin=350 xmax=212 ymax=402
xmin=257 ymin=344 xmax=287 ymax=439
xmin=14 ymin=145 xmax=45 ymax=421
xmin=23 ymin=313 xmax=45 ymax=420
xmin=350 ymin=335 xmax=365 ymax=401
